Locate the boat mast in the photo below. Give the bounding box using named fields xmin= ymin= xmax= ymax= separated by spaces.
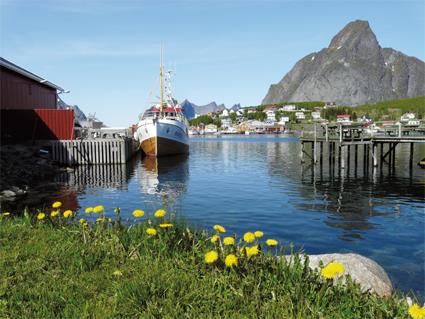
xmin=159 ymin=46 xmax=164 ymax=117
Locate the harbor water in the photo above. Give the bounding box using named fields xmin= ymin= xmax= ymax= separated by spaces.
xmin=12 ymin=135 xmax=425 ymax=296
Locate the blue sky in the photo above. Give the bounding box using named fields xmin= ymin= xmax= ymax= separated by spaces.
xmin=1 ymin=0 xmax=424 ymax=126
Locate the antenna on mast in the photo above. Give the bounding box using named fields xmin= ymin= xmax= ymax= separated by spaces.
xmin=159 ymin=45 xmax=164 ymax=117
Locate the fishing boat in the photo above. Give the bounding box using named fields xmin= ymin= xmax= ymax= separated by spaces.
xmin=135 ymin=50 xmax=189 ymax=157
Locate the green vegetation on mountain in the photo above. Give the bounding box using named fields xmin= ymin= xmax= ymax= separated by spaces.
xmin=189 ymin=115 xmax=222 ymax=128
xmin=353 ymin=96 xmax=425 ymax=121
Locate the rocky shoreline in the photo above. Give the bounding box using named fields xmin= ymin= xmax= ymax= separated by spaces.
xmin=0 ymin=144 xmax=70 ymax=208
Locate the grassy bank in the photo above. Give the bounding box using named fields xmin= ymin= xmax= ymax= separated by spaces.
xmin=0 ymin=206 xmax=419 ymax=318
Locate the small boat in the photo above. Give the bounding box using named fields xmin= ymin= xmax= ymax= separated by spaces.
xmin=418 ymin=158 xmax=425 ymax=169
xmin=135 ymin=49 xmax=189 ymax=157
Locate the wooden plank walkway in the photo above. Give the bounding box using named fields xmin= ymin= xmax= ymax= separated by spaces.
xmin=51 ymin=138 xmax=138 ymax=165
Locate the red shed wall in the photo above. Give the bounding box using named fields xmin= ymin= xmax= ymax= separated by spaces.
xmin=0 ymin=67 xmax=57 ymax=110
xmin=1 ymin=109 xmax=74 ymax=142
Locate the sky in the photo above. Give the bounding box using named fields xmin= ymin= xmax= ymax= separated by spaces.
xmin=1 ymin=0 xmax=424 ymax=126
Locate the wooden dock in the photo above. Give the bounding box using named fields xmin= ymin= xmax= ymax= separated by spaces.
xmin=300 ymin=123 xmax=425 ymax=170
xmin=51 ymin=138 xmax=138 ymax=165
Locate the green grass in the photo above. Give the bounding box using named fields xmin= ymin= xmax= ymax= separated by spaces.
xmin=0 ymin=210 xmax=413 ymax=319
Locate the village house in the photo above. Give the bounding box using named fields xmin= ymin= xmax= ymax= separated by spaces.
xmin=295 ymin=111 xmax=305 ymax=120
xmin=336 ymin=114 xmax=352 ymax=124
xmin=311 ymin=111 xmax=321 ymax=120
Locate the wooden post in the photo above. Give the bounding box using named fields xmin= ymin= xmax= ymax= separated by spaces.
xmin=388 ymin=143 xmax=392 ymax=167
xmin=339 ymin=124 xmax=343 ymax=142
xmin=380 ymin=143 xmax=383 ymax=163
xmin=320 ymin=141 xmax=323 ymax=166
xmin=328 ymin=142 xmax=332 ymax=168
xmin=363 ymin=144 xmax=367 ymax=167
xmin=325 ymin=124 xmax=329 ymax=142
xmin=409 ymin=143 xmax=414 ymax=168
xmin=313 ymin=123 xmax=317 ymax=164
xmin=392 ymin=143 xmax=396 ymax=167
xmin=372 ymin=143 xmax=377 ymax=167
xmin=347 ymin=145 xmax=351 ymax=169
xmin=300 ymin=142 xmax=305 ymax=163
xmin=354 ymin=144 xmax=358 ymax=167
xmin=341 ymin=145 xmax=345 ymax=169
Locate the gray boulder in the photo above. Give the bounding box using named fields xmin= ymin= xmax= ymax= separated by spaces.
xmin=285 ymin=253 xmax=393 ymax=297
xmin=262 ymin=20 xmax=425 ymax=105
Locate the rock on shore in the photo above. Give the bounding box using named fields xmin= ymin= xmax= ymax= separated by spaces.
xmin=0 ymin=144 xmax=63 ymax=203
xmin=285 ymin=253 xmax=393 ymax=297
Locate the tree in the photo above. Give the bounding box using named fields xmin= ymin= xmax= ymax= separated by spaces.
xmin=229 ymin=113 xmax=237 ymax=124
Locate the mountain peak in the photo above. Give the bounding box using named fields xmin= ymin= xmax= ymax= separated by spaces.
xmin=329 ymin=20 xmax=379 ymax=52
xmin=262 ymin=19 xmax=425 ymax=105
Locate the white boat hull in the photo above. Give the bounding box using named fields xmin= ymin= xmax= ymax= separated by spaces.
xmin=136 ymin=118 xmax=189 ymax=156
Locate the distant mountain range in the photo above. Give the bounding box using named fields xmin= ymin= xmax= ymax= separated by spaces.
xmin=262 ymin=20 xmax=425 ymax=106
xmin=180 ymin=99 xmax=241 ymax=119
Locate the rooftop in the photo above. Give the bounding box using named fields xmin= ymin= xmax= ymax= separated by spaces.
xmin=0 ymin=57 xmax=64 ymax=91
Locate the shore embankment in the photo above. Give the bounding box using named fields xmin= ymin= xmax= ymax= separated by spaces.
xmin=0 ymin=205 xmax=419 ymax=318
xmin=0 ymin=144 xmax=69 ymax=207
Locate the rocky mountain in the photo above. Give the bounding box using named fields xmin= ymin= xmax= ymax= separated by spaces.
xmin=180 ymin=99 xmax=229 ymax=119
xmin=57 ymin=97 xmax=87 ymax=123
xmin=262 ymin=20 xmax=425 ymax=106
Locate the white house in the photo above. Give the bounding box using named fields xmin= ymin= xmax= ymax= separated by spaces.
xmin=312 ymin=111 xmax=321 ymax=120
xmin=266 ymin=110 xmax=276 ymax=121
xmin=337 ymin=114 xmax=352 ymax=124
xmin=400 ymin=112 xmax=415 ymax=122
xmin=220 ymin=109 xmax=229 ymax=118
xmin=281 ymin=105 xmax=296 ymax=111
xmin=295 ymin=112 xmax=305 ymax=120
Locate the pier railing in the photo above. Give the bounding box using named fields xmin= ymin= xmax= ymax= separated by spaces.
xmin=51 ymin=138 xmax=137 ymax=165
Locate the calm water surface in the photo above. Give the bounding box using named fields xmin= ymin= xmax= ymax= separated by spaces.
xmin=28 ymin=135 xmax=425 ymax=295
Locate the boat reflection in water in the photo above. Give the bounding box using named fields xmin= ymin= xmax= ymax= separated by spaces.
xmin=138 ymin=155 xmax=189 ymax=201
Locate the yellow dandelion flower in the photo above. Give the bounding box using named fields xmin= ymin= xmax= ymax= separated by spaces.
xmin=246 ymin=245 xmax=259 ymax=258
xmin=63 ymin=210 xmax=73 ymax=218
xmin=409 ymin=304 xmax=425 ymax=319
xmin=96 ymin=217 xmax=105 ymax=223
xmin=79 ymin=218 xmax=85 ymax=224
xmin=266 ymin=239 xmax=278 ymax=247
xmin=93 ymin=205 xmax=104 ymax=213
xmin=51 ymin=210 xmax=59 ymax=217
xmin=154 ymin=209 xmax=167 ymax=218
xmin=52 ymin=201 xmax=62 ymax=208
xmin=85 ymin=207 xmax=93 ymax=213
xmin=243 ymin=232 xmax=255 ymax=243
xmin=254 ymin=231 xmax=264 ymax=238
xmin=132 ymin=209 xmax=144 ymax=218
xmin=37 ymin=212 xmax=45 ymax=220
xmin=213 ymin=225 xmax=226 ymax=233
xmin=112 ymin=270 xmax=123 ymax=277
xmin=211 ymin=235 xmax=219 ymax=243
xmin=321 ymin=262 xmax=345 ymax=279
xmin=3 ymin=212 xmax=11 ymax=216
xmin=159 ymin=223 xmax=173 ymax=228
xmin=146 ymin=228 xmax=157 ymax=236
xmin=204 ymin=250 xmax=219 ymax=264
xmin=223 ymin=237 xmax=235 ymax=246
xmin=225 ymin=254 xmax=238 ymax=268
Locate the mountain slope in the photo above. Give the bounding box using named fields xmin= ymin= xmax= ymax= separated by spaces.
xmin=262 ymin=20 xmax=425 ymax=106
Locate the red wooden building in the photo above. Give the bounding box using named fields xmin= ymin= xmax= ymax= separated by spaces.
xmin=0 ymin=57 xmax=74 ymax=141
